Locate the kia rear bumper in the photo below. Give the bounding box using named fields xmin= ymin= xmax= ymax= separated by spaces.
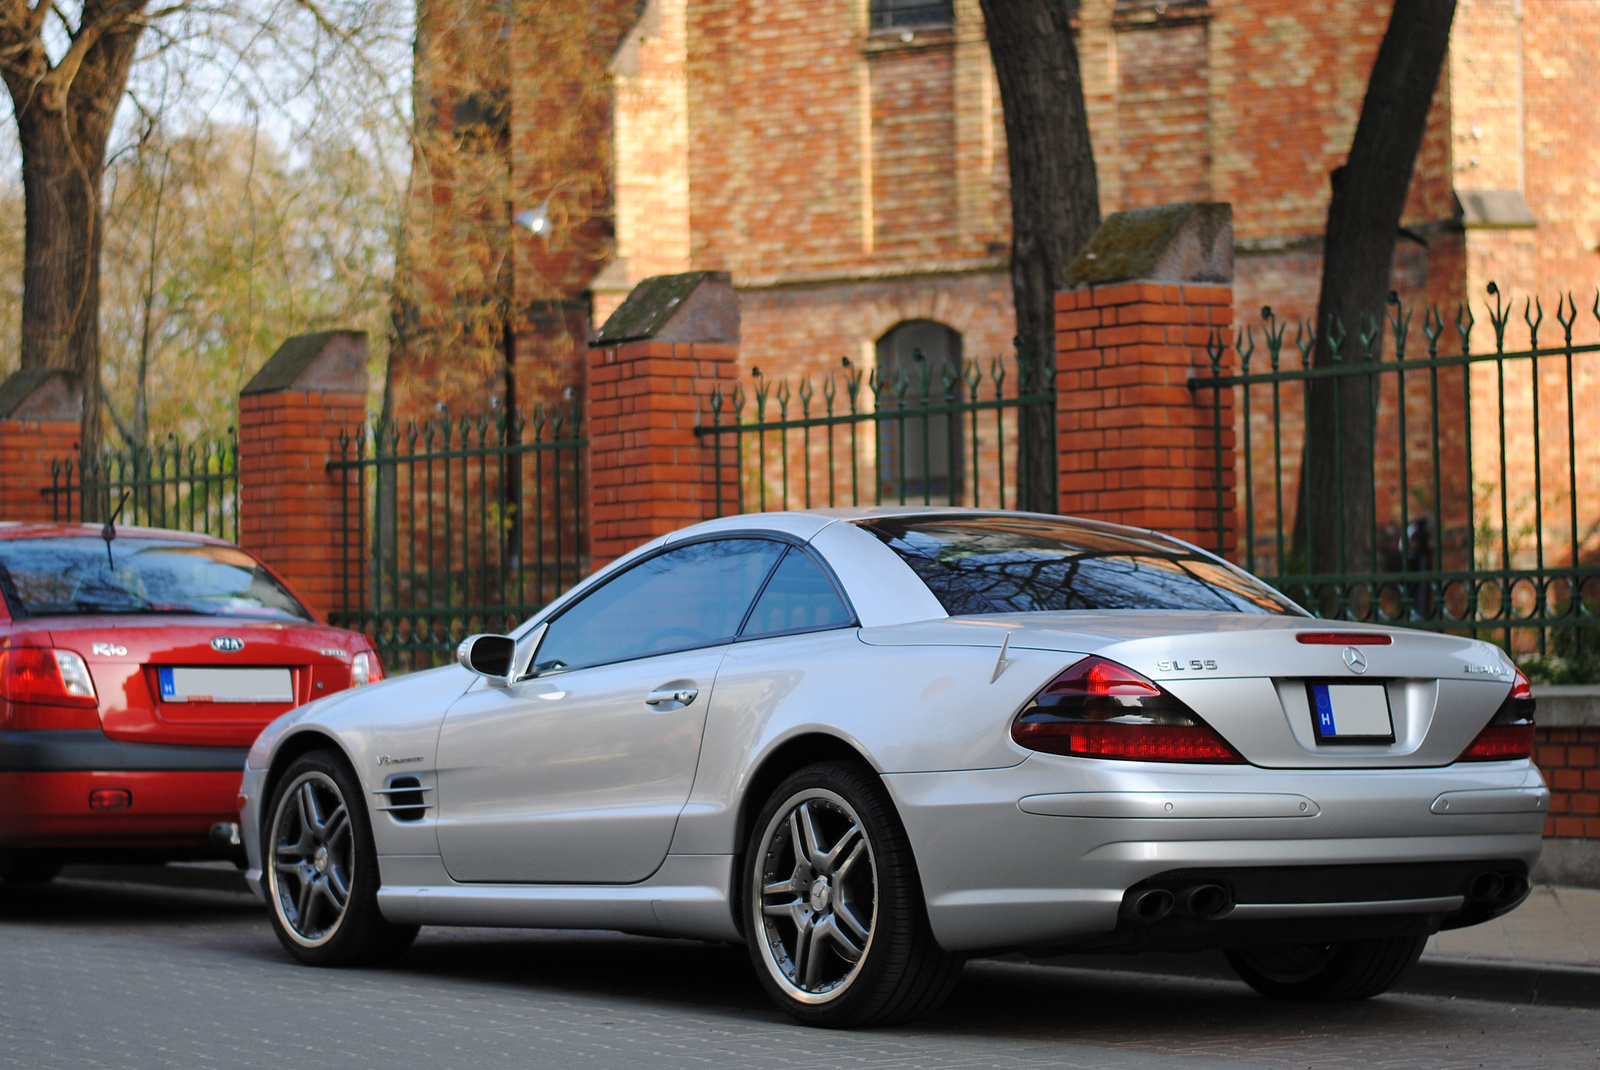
xmin=0 ymin=730 xmax=247 ymax=852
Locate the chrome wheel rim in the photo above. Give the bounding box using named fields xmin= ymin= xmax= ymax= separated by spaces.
xmin=268 ymin=771 xmax=354 ymax=947
xmin=753 ymin=788 xmax=877 ymax=1004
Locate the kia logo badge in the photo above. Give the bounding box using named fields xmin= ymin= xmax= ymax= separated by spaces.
xmin=211 ymin=636 xmax=246 ymax=653
xmin=1342 ymin=647 xmax=1369 ymax=674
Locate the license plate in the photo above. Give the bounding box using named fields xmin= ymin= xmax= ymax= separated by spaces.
xmin=1308 ymin=682 xmax=1394 ymax=743
xmin=158 ymin=667 xmax=293 ymax=704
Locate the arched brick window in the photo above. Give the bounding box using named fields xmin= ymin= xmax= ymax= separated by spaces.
xmin=875 ymin=320 xmax=964 ymax=502
xmin=869 ymin=0 xmax=954 ymax=33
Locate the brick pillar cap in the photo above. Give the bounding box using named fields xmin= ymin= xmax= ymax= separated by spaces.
xmin=241 ymin=330 xmax=369 ymax=396
xmin=0 ymin=368 xmax=82 ymax=421
xmin=1065 ymin=203 xmax=1234 ymax=289
xmin=592 ymin=270 xmax=739 ymax=347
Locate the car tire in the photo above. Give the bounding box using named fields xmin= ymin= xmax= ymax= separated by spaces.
xmin=263 ymin=749 xmax=418 ymax=967
xmin=1225 ymin=935 xmax=1427 ymax=1001
xmin=742 ymin=761 xmax=962 ymax=1028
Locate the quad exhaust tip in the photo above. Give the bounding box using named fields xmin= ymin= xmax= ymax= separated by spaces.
xmin=1467 ymin=870 xmax=1528 ymax=905
xmin=1126 ymin=883 xmax=1234 ymax=924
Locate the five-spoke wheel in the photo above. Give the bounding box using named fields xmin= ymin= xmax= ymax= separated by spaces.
xmin=756 ymin=790 xmax=877 ymax=999
xmin=744 ymin=762 xmax=961 ymax=1028
xmin=269 ymin=770 xmax=354 ymax=947
xmin=262 ymin=750 xmax=417 ymax=966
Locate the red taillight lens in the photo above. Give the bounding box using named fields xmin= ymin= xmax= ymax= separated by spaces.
xmin=1012 ymin=656 xmax=1244 ymax=764
xmin=1295 ymin=632 xmax=1393 ymax=645
xmin=1458 ymin=668 xmax=1536 ymax=762
xmin=1 ymin=648 xmax=99 ymax=711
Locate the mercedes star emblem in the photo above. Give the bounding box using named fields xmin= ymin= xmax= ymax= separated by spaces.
xmin=1342 ymin=646 xmax=1369 ymax=674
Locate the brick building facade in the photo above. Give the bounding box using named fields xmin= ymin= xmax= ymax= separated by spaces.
xmin=400 ymin=0 xmax=1598 ymax=575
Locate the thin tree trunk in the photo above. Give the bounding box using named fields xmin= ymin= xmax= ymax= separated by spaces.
xmin=1297 ymin=0 xmax=1456 ymax=577
xmin=978 ymin=0 xmax=1100 ymax=514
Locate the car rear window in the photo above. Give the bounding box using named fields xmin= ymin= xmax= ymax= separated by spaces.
xmin=857 ymin=514 xmax=1304 ymax=616
xmin=0 ymin=537 xmax=312 ymax=621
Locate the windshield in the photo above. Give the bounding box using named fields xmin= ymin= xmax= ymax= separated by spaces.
xmin=858 ymin=514 xmax=1306 ymax=616
xmin=0 ymin=537 xmax=312 ymax=621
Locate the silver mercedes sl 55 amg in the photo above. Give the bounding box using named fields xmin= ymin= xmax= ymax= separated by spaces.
xmin=239 ymin=508 xmax=1546 ymax=1027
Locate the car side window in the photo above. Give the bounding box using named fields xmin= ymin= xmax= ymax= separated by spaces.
xmin=739 ymin=547 xmax=853 ymax=639
xmin=532 ymin=538 xmax=786 ymax=673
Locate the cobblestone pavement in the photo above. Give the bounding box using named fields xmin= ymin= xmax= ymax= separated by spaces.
xmin=3 ymin=877 xmax=1598 ymax=1070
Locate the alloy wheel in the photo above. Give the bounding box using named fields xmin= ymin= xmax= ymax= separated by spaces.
xmin=753 ymin=788 xmax=877 ymax=1003
xmin=268 ymin=771 xmax=355 ymax=947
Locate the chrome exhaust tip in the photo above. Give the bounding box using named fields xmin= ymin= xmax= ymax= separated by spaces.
xmin=1129 ymin=888 xmax=1176 ymax=923
xmin=1179 ymin=883 xmax=1232 ymax=918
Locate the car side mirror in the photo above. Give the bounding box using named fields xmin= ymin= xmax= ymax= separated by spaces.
xmin=457 ymin=634 xmax=515 ymax=681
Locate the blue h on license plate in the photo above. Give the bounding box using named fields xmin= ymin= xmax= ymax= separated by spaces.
xmin=1308 ymin=682 xmax=1394 ymax=744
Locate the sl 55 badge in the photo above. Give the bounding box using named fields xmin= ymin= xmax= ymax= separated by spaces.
xmin=1157 ymin=659 xmax=1218 ymax=672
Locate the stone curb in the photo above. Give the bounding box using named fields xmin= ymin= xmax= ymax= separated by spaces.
xmin=1021 ymin=950 xmax=1600 ymax=1009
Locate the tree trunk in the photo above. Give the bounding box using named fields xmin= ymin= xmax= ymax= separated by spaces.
xmin=4 ymin=13 xmax=148 ymax=484
xmin=1297 ymin=0 xmax=1456 ymax=577
xmin=978 ymin=0 xmax=1100 ymax=514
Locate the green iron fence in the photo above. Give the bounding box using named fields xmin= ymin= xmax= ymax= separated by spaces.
xmin=326 ymin=406 xmax=586 ymax=673
xmin=695 ymin=350 xmax=1055 ymax=514
xmin=44 ymin=433 xmax=240 ymax=542
xmin=1189 ymin=287 xmax=1600 ymax=671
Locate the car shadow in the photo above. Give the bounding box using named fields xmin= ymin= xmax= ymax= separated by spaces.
xmin=391 ymin=927 xmax=1429 ymax=1039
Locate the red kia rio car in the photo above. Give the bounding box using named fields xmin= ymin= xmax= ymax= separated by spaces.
xmin=0 ymin=521 xmax=380 ymax=883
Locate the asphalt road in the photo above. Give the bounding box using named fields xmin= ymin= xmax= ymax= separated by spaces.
xmin=3 ymin=875 xmax=1598 ymax=1070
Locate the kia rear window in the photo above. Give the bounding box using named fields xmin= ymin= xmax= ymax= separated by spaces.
xmin=858 ymin=514 xmax=1305 ymax=616
xmin=0 ymin=537 xmax=312 ymax=621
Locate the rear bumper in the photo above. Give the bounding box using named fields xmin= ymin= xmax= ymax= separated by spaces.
xmin=0 ymin=730 xmax=247 ymax=852
xmin=885 ymin=755 xmax=1547 ymax=953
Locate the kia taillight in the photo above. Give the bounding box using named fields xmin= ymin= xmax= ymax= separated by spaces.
xmin=351 ymin=651 xmax=382 ymax=686
xmin=0 ymin=648 xmax=100 ymax=729
xmin=1011 ymin=656 xmax=1244 ymax=763
xmin=1458 ymin=668 xmax=1536 ymax=761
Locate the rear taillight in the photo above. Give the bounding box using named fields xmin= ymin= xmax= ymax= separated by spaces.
xmin=0 ymin=648 xmax=100 ymax=729
xmin=1011 ymin=656 xmax=1244 ymax=764
xmin=351 ymin=651 xmax=382 ymax=686
xmin=1458 ymin=668 xmax=1536 ymax=761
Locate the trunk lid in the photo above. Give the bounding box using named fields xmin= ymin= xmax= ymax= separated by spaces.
xmin=27 ymin=616 xmax=363 ymax=746
xmin=859 ymin=612 xmax=1516 ymax=768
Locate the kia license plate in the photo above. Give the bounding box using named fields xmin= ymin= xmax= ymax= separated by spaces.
xmin=158 ymin=667 xmax=293 ymax=703
xmin=1308 ymin=682 xmax=1394 ymax=744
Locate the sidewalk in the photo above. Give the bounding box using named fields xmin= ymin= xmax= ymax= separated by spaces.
xmin=1426 ymin=884 xmax=1600 ymax=967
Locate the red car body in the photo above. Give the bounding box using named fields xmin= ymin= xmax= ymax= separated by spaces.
xmin=0 ymin=522 xmax=379 ymax=877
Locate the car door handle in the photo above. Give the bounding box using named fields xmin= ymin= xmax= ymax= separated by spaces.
xmin=645 ymin=687 xmax=699 ymax=708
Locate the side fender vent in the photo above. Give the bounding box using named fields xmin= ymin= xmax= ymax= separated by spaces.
xmin=373 ymin=776 xmax=431 ymax=822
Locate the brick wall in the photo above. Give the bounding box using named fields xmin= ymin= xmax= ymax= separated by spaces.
xmin=1539 ymin=726 xmax=1600 ymax=840
xmin=237 ymin=390 xmax=366 ymax=620
xmin=1056 ymin=280 xmax=1236 ymax=554
xmin=0 ymin=419 xmax=78 ymax=522
xmin=585 ymin=339 xmax=739 ymax=567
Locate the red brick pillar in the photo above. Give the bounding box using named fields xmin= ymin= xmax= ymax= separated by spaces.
xmin=0 ymin=370 xmax=81 ymax=522
xmin=586 ymin=271 xmax=741 ymax=569
xmin=1054 ymin=203 xmax=1237 ymax=558
xmin=237 ymin=332 xmax=369 ymax=620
